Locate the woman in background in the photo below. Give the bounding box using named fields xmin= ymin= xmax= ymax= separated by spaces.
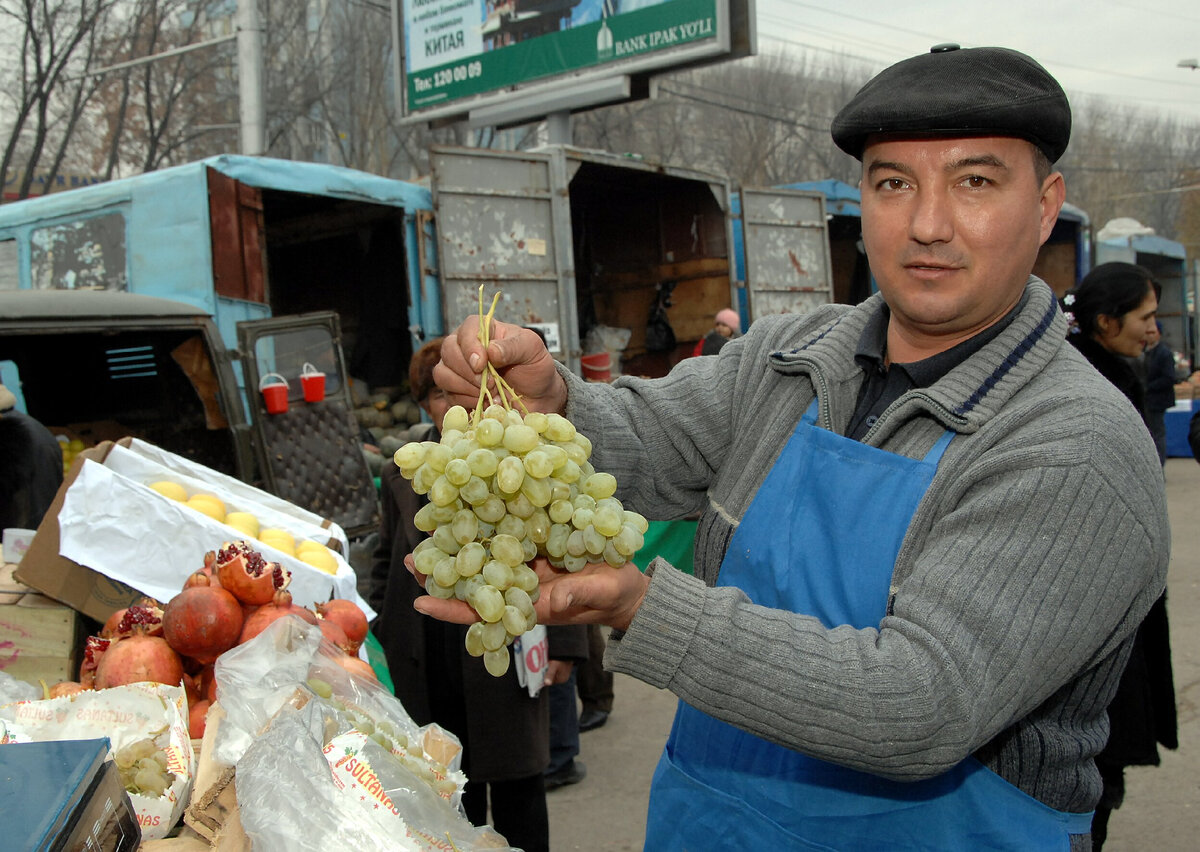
xmin=1062 ymin=262 xmax=1178 ymax=850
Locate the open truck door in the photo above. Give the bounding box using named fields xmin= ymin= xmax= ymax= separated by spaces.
xmin=235 ymin=312 xmax=379 ymax=538
xmin=429 ymin=147 xmax=581 ymax=371
xmin=740 ymin=187 xmax=834 ymax=321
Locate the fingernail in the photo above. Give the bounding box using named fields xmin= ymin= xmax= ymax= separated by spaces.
xmin=469 ymin=353 xmax=481 ymax=371
xmin=566 ymin=593 xmax=574 ymax=607
xmin=414 ymin=599 xmax=429 ymax=614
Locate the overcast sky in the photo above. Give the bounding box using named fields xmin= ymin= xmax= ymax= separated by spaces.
xmin=754 ymin=0 xmax=1200 ymax=124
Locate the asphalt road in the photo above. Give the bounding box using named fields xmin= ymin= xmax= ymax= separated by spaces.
xmin=547 ymin=456 xmax=1200 ymax=851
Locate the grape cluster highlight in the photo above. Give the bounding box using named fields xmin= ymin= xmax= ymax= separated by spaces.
xmin=395 ymin=404 xmax=647 ymax=677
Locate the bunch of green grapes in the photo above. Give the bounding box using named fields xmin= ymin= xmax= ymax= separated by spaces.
xmin=394 ymin=403 xmax=647 ymax=677
xmin=114 ymin=736 xmax=175 ymax=798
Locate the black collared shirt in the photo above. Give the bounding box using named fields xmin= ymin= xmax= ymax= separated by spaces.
xmin=845 ymin=291 xmax=1029 ymax=441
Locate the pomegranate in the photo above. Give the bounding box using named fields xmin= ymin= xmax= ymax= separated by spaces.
xmin=336 ymin=654 xmax=378 ymax=683
xmin=162 ymin=572 xmax=244 ymax=664
xmin=238 ymin=590 xmax=318 ymax=645
xmin=94 ymin=630 xmax=185 ymax=690
xmin=315 ymin=599 xmax=369 ymax=654
xmin=79 ymin=635 xmax=112 ymax=688
xmin=197 ymin=664 xmax=218 ymax=703
xmin=189 ymin=699 xmax=212 ymax=740
xmin=317 ymin=618 xmax=354 ymax=654
xmin=216 ymin=541 xmax=290 ymax=606
xmin=48 ymin=681 xmax=88 ymax=699
xmin=101 ymin=600 xmax=165 ymax=639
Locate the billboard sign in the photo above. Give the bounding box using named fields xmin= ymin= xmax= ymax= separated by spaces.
xmin=395 ymin=0 xmax=752 ymax=123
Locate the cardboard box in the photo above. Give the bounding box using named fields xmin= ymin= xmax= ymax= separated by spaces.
xmin=14 ymin=441 xmax=144 ymax=624
xmin=0 ymin=562 xmax=86 ymax=685
xmin=15 ymin=438 xmax=368 ymax=625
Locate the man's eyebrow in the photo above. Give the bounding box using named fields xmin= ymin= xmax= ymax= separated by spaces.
xmin=946 ymin=154 xmax=1008 ymax=172
xmin=865 ymin=160 xmax=913 ymax=180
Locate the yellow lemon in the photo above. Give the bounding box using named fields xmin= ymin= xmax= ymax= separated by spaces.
xmin=296 ymin=539 xmax=327 ymax=555
xmin=186 ymin=494 xmax=226 ymax=523
xmin=298 ymin=547 xmax=338 ymax=574
xmin=259 ymin=528 xmax=296 ymax=556
xmin=148 ymin=481 xmax=189 ymax=502
xmin=225 ymin=512 xmax=261 ymax=538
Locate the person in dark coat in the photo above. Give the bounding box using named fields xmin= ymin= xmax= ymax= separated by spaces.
xmin=0 ymin=383 xmax=64 ymax=531
xmin=1142 ymin=321 xmax=1176 ymax=464
xmin=368 ymin=339 xmax=587 ymax=852
xmin=1062 ymin=262 xmax=1178 ymax=850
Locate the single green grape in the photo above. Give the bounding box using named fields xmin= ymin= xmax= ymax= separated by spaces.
xmin=482 ymin=621 xmax=508 ymax=652
xmin=603 ymin=540 xmax=627 ymax=568
xmin=571 ymin=507 xmax=594 ymax=531
xmin=456 ymin=541 xmax=487 ymax=576
xmin=560 ymin=441 xmax=588 ymax=466
xmin=623 ymin=510 xmax=649 ymax=534
xmin=393 ymin=443 xmax=426 ymax=470
xmin=433 ymin=558 xmax=460 ymax=589
xmin=444 ymin=458 xmax=471 ymax=486
xmin=544 ymin=413 xmax=575 ymax=442
xmin=505 ymin=492 xmax=536 ymax=519
xmin=432 ymin=525 xmax=462 ymax=554
xmin=545 ymin=524 xmax=570 ymax=558
xmin=583 ymin=472 xmax=617 ymax=500
xmin=451 ymin=509 xmax=479 ymax=545
xmin=490 ymin=533 xmax=525 ymax=567
xmin=526 ymin=509 xmax=550 ymax=544
xmin=484 ymin=647 xmax=511 ymax=677
xmin=429 ymin=475 xmax=459 ymax=507
xmin=412 ymin=463 xmax=439 ymax=495
xmin=613 ymin=524 xmax=643 ymax=556
xmin=496 ymin=513 xmax=526 ymax=540
xmin=472 ymin=585 xmax=506 ymax=622
xmin=504 ymin=586 xmax=534 ymax=615
xmin=426 ymin=578 xmax=456 ymax=599
xmin=467 ymin=448 xmax=499 ymax=478
xmin=459 ymin=476 xmax=490 ymax=506
xmin=583 ymin=525 xmax=606 ymax=556
xmin=474 ymin=495 xmax=507 ymax=524
xmin=465 ymin=622 xmax=486 ymax=656
xmin=523 ymin=450 xmax=554 ymax=479
xmin=483 ymin=559 xmax=514 ymax=590
xmin=547 ymin=478 xmax=572 ymax=503
xmin=522 ymin=537 xmax=537 ymax=562
xmin=572 ymin=493 xmax=597 ymax=512
xmin=413 ymin=502 xmax=439 ymax=532
xmin=548 ymin=499 xmax=574 ymax=525
xmin=562 ymin=553 xmax=588 ymax=573
xmin=413 ymin=546 xmax=445 ymax=576
xmin=496 ymin=455 xmax=525 ymax=494
xmin=476 ymin=418 xmax=504 ymax=447
xmin=426 ymin=444 xmax=452 ymax=473
xmin=566 ymin=529 xmax=587 ymax=558
xmin=502 ymin=605 xmax=526 ymax=635
xmin=524 ymin=411 xmax=549 ymax=433
xmin=520 ymin=476 xmax=552 ymax=508
xmin=556 ymin=458 xmax=582 ymax=483
xmin=443 ymin=405 xmax=470 ymax=433
xmin=573 ymin=432 xmax=593 ymax=457
xmin=592 ymin=505 xmax=623 ymax=537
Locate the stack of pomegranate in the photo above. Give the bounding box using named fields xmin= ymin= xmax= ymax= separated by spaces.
xmin=50 ymin=541 xmax=372 ymax=740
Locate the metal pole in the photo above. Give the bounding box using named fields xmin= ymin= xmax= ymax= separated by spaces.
xmin=238 ymin=0 xmax=266 ymax=156
xmin=546 ymin=110 xmax=572 ymax=145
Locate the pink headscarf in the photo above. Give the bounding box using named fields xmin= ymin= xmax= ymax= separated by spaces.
xmin=715 ymin=308 xmax=741 ymax=334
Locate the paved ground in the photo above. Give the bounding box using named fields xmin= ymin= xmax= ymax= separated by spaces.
xmin=547 ymin=456 xmax=1200 ymax=851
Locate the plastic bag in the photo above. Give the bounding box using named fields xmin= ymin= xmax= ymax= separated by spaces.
xmin=0 ymin=671 xmax=39 ymax=706
xmin=213 ymin=616 xmax=466 ymax=804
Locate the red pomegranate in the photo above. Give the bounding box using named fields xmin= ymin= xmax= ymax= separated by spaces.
xmin=79 ymin=635 xmax=112 ymax=688
xmin=317 ymin=618 xmax=354 ymax=654
xmin=162 ymin=573 xmax=244 ymax=664
xmin=101 ymin=600 xmax=165 ymax=639
xmin=238 ymin=590 xmax=318 ymax=645
xmin=315 ymin=599 xmax=369 ymax=653
xmin=197 ymin=664 xmax=218 ymax=703
xmin=48 ymin=681 xmax=88 ymax=699
xmin=216 ymin=541 xmax=291 ymax=606
xmin=336 ymin=654 xmax=379 ymax=683
xmin=94 ymin=631 xmax=185 ymax=690
xmin=189 ymin=698 xmax=212 ymax=740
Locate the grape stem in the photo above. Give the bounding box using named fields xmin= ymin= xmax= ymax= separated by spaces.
xmin=473 ymin=286 xmax=530 ymax=420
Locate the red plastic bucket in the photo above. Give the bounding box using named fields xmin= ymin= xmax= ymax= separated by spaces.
xmin=260 ymin=373 xmax=289 ymax=414
xmin=580 ymin=352 xmax=612 ymax=382
xmin=300 ymin=362 xmax=326 ymax=403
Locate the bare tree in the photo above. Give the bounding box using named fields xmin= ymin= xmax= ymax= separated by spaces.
xmin=0 ymin=0 xmax=117 ymax=199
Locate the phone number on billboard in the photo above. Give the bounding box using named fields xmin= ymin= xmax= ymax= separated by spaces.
xmin=414 ymin=60 xmax=483 ymax=92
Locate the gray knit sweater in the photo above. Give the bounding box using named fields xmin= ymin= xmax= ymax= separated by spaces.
xmin=561 ymin=278 xmax=1169 ymax=818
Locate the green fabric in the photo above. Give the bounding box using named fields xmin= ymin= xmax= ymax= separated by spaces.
xmin=364 ymin=629 xmax=395 ymax=695
xmin=634 ymin=519 xmax=698 ymax=575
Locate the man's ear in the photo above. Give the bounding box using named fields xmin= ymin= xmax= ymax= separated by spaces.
xmin=1038 ymin=171 xmax=1066 ymax=246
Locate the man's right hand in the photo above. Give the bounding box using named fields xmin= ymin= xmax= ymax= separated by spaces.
xmin=434 ymin=316 xmax=568 ymax=414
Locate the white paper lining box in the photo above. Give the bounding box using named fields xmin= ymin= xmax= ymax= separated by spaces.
xmin=15 ymin=437 xmax=375 ymax=625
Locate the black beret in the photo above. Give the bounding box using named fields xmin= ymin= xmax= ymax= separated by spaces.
xmin=831 ymin=44 xmax=1071 ymax=162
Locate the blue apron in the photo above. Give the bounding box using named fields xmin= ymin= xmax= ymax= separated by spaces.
xmin=645 ymin=401 xmax=1092 ymax=850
